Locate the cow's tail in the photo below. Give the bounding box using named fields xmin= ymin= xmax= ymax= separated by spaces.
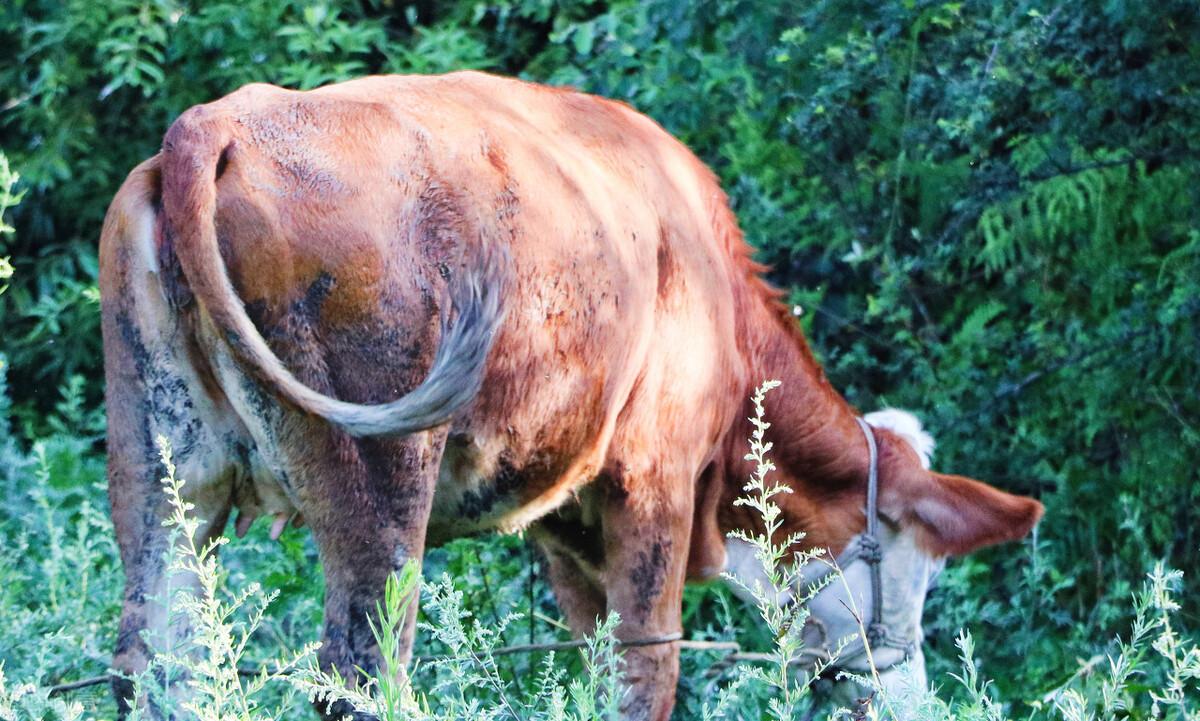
xmin=159 ymin=108 xmax=505 ymax=437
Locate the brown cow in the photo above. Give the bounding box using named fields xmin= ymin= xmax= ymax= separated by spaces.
xmin=100 ymin=71 xmax=1042 ymax=720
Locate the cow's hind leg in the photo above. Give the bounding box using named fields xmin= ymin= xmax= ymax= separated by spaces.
xmin=288 ymin=429 xmax=446 ymax=721
xmin=529 ymin=515 xmax=607 ymax=635
xmin=104 ymin=310 xmax=238 ymax=717
xmin=102 ymin=161 xmax=241 ymax=718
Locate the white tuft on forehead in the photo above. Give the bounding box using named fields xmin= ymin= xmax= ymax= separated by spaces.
xmin=864 ymin=408 xmax=935 ymax=469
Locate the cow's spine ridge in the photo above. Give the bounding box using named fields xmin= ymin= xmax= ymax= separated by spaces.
xmin=160 ymin=107 xmax=504 ymax=437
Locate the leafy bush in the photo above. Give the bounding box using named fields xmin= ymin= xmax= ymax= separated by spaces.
xmin=1 ymin=0 xmax=1197 ymax=718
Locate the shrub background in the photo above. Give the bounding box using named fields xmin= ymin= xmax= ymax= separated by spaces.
xmin=0 ymin=0 xmax=1197 ymax=718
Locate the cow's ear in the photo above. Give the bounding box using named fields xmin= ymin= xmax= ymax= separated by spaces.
xmin=900 ymin=472 xmax=1044 ymax=557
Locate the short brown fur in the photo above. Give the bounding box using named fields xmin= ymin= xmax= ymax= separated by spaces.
xmin=101 ymin=72 xmax=1042 ymax=721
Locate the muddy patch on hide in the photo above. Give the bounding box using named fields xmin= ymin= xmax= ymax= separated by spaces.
xmin=631 ymin=538 xmax=671 ymax=618
xmin=245 ymin=271 xmax=335 ymax=342
xmin=457 ymin=456 xmax=526 ymax=522
xmin=299 ymin=271 xmax=335 ymax=319
xmin=231 ymin=370 xmax=294 ymax=492
xmin=115 ymin=310 xmax=203 ymax=464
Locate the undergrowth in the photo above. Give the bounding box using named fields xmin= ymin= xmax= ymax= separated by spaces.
xmin=0 ymin=381 xmax=1195 ymax=720
xmin=2 ymin=0 xmax=1199 ymax=716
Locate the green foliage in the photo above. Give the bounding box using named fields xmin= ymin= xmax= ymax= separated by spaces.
xmin=0 ymin=0 xmax=1198 ymax=718
xmin=3 ymin=382 xmax=1196 ymax=720
xmin=0 ymin=152 xmax=18 ymax=295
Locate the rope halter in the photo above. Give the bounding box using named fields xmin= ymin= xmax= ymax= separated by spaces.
xmin=792 ymin=418 xmax=920 ymax=673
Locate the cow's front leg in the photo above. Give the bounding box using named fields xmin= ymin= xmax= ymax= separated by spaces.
xmin=600 ymin=466 xmax=694 ymax=721
xmin=301 ymin=431 xmax=445 ymax=721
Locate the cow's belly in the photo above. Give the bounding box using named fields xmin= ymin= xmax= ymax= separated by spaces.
xmin=425 ymin=312 xmax=640 ymax=544
xmin=426 ymin=427 xmax=604 ymax=545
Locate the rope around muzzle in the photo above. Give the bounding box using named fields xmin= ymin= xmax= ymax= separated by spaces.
xmin=777 ymin=419 xmax=917 ymax=671
xmin=857 ymin=416 xmax=888 ymax=650
xmin=820 ymin=420 xmax=915 ymax=664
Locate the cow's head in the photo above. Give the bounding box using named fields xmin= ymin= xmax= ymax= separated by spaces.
xmin=723 ymin=408 xmax=1043 ymax=706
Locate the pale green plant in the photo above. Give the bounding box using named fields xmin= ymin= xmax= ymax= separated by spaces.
xmin=0 ymin=664 xmax=85 ymax=721
xmin=867 ymin=565 xmax=1200 ymax=721
xmin=1051 ymin=563 xmax=1199 ymax=721
xmin=0 ymin=153 xmax=20 ymax=236
xmin=945 ymin=632 xmax=1006 ymax=721
xmin=709 ymin=380 xmax=856 ymax=719
xmin=289 ymin=565 xmax=426 ymax=721
xmin=136 ymin=436 xmax=318 ymax=721
xmin=367 ymin=565 xmax=424 ymax=720
xmin=560 ymin=613 xmax=625 ymax=721
xmin=0 ymin=151 xmax=20 ymax=295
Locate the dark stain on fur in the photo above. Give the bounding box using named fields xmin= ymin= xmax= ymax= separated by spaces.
xmin=245 ymin=271 xmax=334 ymax=342
xmin=236 ymin=372 xmax=282 ymax=432
xmin=323 ymin=320 xmax=430 ymax=404
xmin=147 ymin=372 xmax=201 ymax=461
xmin=255 ymin=275 xmax=336 ymax=400
xmin=156 ymin=222 xmax=194 ymax=311
xmin=299 ymin=271 xmax=335 ymax=319
xmin=233 ymin=371 xmax=295 ymax=491
xmin=458 ymin=456 xmax=526 ymax=521
xmin=631 ymin=539 xmax=670 ymax=618
xmin=114 ymin=310 xmax=201 ymax=464
xmin=114 ymin=311 xmax=156 ymax=461
xmin=656 ymin=228 xmax=677 ymax=300
xmin=347 ymin=596 xmax=382 ymax=664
